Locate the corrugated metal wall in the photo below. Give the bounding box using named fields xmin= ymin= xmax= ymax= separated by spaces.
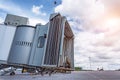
xmin=59 ymin=21 xmax=74 ymax=69
xmin=44 ymin=14 xmax=63 ymax=66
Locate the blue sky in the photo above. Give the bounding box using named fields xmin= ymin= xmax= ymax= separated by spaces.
xmin=0 ymin=0 xmax=61 ymax=25
xmin=11 ymin=0 xmax=61 ymax=14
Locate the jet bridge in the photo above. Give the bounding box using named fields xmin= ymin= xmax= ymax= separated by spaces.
xmin=0 ymin=13 xmax=74 ymax=76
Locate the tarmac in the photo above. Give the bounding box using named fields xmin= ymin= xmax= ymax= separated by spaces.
xmin=0 ymin=71 xmax=120 ymax=80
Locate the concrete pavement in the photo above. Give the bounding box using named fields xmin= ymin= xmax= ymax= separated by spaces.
xmin=0 ymin=71 xmax=120 ymax=80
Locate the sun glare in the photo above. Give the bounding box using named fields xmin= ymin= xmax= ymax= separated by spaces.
xmin=105 ymin=18 xmax=120 ymax=28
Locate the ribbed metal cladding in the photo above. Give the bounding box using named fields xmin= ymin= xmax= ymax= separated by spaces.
xmin=44 ymin=14 xmax=63 ymax=66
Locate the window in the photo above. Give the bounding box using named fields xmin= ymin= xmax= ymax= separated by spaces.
xmin=38 ymin=36 xmax=45 ymax=48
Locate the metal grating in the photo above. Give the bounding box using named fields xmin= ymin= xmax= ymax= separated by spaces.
xmin=15 ymin=41 xmax=32 ymax=47
xmin=44 ymin=14 xmax=63 ymax=66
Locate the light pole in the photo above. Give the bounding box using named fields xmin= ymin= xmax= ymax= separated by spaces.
xmin=89 ymin=57 xmax=92 ymax=70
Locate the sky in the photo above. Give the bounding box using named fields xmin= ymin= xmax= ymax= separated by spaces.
xmin=0 ymin=0 xmax=120 ymax=70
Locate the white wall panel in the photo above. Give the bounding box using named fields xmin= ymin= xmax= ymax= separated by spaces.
xmin=0 ymin=25 xmax=16 ymax=62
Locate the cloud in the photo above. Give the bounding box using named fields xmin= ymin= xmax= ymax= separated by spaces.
xmin=0 ymin=17 xmax=4 ymax=23
xmin=32 ymin=5 xmax=46 ymax=16
xmin=0 ymin=0 xmax=26 ymax=16
xmin=55 ymin=0 xmax=120 ymax=70
xmin=0 ymin=0 xmax=47 ymax=26
xmin=55 ymin=0 xmax=105 ymax=31
xmin=29 ymin=18 xmax=46 ymax=26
